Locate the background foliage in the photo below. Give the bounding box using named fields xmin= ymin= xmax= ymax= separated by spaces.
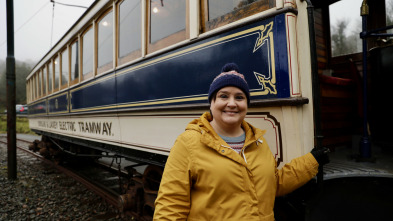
xmin=331 ymin=1 xmax=393 ymax=57
xmin=0 ymin=60 xmax=34 ymax=112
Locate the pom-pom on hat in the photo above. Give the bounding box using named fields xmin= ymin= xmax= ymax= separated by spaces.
xmin=208 ymin=63 xmax=250 ymax=105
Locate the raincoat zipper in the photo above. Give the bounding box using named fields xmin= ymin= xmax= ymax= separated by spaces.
xmin=242 ymin=138 xmax=264 ymax=164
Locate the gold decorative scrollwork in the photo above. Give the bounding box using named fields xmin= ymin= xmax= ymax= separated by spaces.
xmin=254 ymin=72 xmax=277 ymax=95
xmin=253 ymin=22 xmax=273 ymax=53
xmin=252 ymin=21 xmax=276 ymax=96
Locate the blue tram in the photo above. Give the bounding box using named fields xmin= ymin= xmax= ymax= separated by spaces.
xmin=26 ymin=0 xmax=393 ymax=220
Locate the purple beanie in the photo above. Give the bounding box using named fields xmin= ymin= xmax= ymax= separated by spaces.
xmin=208 ymin=63 xmax=250 ymax=105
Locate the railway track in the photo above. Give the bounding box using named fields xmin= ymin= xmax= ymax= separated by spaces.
xmin=0 ymin=136 xmax=145 ymax=220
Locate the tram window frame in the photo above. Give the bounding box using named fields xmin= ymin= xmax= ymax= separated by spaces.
xmin=96 ymin=8 xmax=114 ymax=75
xmin=147 ymin=0 xmax=189 ymax=54
xmin=60 ymin=47 xmax=69 ymax=90
xmin=117 ymin=0 xmax=142 ymax=66
xmin=53 ymin=55 xmax=60 ymax=93
xmin=81 ymin=26 xmax=94 ymax=81
xmin=69 ymin=39 xmax=80 ymax=86
xmin=200 ymin=0 xmax=272 ymax=33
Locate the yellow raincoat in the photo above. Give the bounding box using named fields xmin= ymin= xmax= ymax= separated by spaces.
xmin=154 ymin=112 xmax=319 ymax=220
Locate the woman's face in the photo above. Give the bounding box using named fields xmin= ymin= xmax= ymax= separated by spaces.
xmin=210 ymin=86 xmax=248 ymax=131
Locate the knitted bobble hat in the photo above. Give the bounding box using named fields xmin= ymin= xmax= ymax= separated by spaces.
xmin=208 ymin=63 xmax=250 ymax=105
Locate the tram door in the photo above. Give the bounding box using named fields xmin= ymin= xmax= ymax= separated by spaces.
xmin=313 ymin=0 xmax=393 ymax=150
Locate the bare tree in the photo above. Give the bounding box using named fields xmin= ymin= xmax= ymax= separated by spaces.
xmin=0 ymin=60 xmax=33 ymax=111
xmin=331 ymin=19 xmax=359 ymax=56
xmin=387 ymin=0 xmax=393 ymax=26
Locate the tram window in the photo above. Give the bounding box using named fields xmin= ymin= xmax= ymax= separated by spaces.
xmin=35 ymin=73 xmax=39 ymax=98
xmin=329 ymin=0 xmax=362 ymax=57
xmin=97 ymin=10 xmax=114 ymax=74
xmin=37 ymin=74 xmax=40 ymax=99
xmin=48 ymin=62 xmax=53 ymax=94
xmin=30 ymin=79 xmax=32 ymax=101
xmin=70 ymin=40 xmax=79 ymax=85
xmin=42 ymin=68 xmax=47 ymax=96
xmin=26 ymin=81 xmax=29 ymax=103
xmin=37 ymin=71 xmax=42 ymax=98
xmin=118 ymin=0 xmax=141 ymax=65
xmin=31 ymin=80 xmax=33 ymax=101
xmin=61 ymin=48 xmax=69 ymax=89
xmin=148 ymin=0 xmax=187 ymax=53
xmin=34 ymin=75 xmax=37 ymax=100
xmin=26 ymin=81 xmax=28 ymax=102
xmin=30 ymin=80 xmax=32 ymax=102
xmin=201 ymin=0 xmax=271 ymax=32
xmin=41 ymin=70 xmax=46 ymax=97
xmin=54 ymin=56 xmax=60 ymax=91
xmin=82 ymin=27 xmax=94 ymax=80
xmin=31 ymin=79 xmax=34 ymax=101
xmin=32 ymin=80 xmax=34 ymax=101
xmin=36 ymin=74 xmax=40 ymax=99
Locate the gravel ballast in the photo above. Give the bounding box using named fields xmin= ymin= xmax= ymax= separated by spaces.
xmin=0 ymin=135 xmax=127 ymax=220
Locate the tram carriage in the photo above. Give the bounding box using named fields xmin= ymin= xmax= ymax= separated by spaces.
xmin=26 ymin=0 xmax=393 ymax=220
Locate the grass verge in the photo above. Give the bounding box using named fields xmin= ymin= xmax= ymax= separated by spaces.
xmin=0 ymin=115 xmax=36 ymax=135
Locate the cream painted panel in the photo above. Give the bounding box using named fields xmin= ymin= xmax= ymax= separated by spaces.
xmin=246 ymin=109 xmax=284 ymax=164
xmin=286 ymin=13 xmax=301 ymax=96
xmin=118 ymin=115 xmax=198 ymax=155
xmin=281 ymin=106 xmax=302 ymax=161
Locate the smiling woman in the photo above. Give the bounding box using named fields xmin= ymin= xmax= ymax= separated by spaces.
xmin=153 ymin=63 xmax=324 ymax=220
xmin=210 ymin=86 xmax=248 ymax=137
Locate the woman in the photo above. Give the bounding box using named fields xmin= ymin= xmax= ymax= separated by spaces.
xmin=153 ymin=63 xmax=328 ymax=220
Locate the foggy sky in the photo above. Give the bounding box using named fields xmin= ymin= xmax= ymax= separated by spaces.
xmin=0 ymin=0 xmax=94 ymax=63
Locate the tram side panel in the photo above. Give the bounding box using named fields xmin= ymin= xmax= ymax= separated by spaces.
xmin=28 ymin=12 xmax=312 ymax=167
